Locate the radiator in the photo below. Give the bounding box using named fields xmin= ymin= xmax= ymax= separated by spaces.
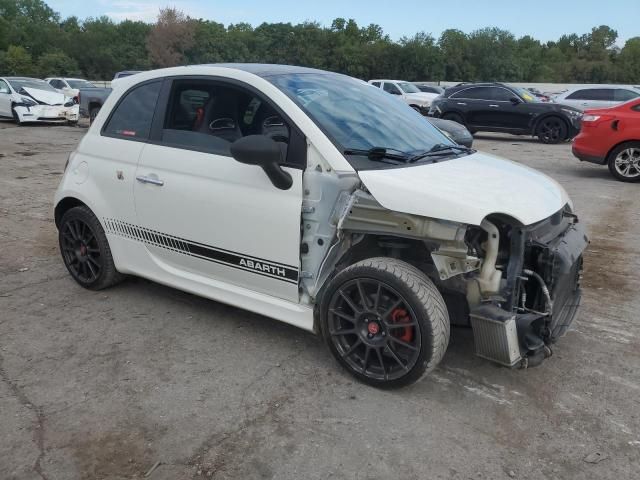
xmin=470 ymin=305 xmax=522 ymax=367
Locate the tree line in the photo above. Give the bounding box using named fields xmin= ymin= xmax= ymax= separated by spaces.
xmin=1 ymin=0 xmax=639 ymax=84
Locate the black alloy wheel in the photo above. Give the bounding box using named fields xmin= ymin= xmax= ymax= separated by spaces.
xmin=536 ymin=117 xmax=567 ymax=144
xmin=60 ymin=217 xmax=103 ymax=284
xmin=321 ymin=258 xmax=450 ymax=388
xmin=58 ymin=206 xmax=124 ymax=290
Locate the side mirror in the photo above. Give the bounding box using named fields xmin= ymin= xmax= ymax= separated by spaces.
xmin=230 ymin=135 xmax=293 ymax=190
xmin=510 ymin=97 xmax=521 ymax=105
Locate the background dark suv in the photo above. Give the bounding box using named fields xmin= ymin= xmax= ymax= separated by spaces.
xmin=429 ymin=82 xmax=583 ymax=144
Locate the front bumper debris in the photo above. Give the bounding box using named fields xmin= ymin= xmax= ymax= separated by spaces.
xmin=470 ymin=210 xmax=588 ymax=368
xmin=14 ymin=104 xmax=79 ymax=123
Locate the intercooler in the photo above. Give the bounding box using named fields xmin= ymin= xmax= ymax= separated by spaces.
xmin=470 ymin=304 xmax=522 ymax=367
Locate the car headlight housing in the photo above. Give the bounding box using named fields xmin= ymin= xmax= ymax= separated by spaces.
xmin=20 ymin=97 xmax=37 ymax=106
xmin=561 ymin=108 xmax=582 ymax=119
xmin=64 ymin=99 xmax=75 ymax=107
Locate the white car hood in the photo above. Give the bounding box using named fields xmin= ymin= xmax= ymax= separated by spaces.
xmin=358 ymin=151 xmax=570 ymax=226
xmin=23 ymin=87 xmax=66 ymax=105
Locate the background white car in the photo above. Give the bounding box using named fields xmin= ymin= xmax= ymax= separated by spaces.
xmin=0 ymin=77 xmax=79 ymax=125
xmin=368 ymin=79 xmax=439 ymax=114
xmin=45 ymin=77 xmax=97 ymax=101
xmin=554 ymin=85 xmax=640 ymax=110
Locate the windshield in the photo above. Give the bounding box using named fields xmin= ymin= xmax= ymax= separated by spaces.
xmin=512 ymin=86 xmax=540 ymax=103
xmin=8 ymin=78 xmax=58 ymax=93
xmin=268 ymin=73 xmax=453 ymax=169
xmin=67 ymin=79 xmax=96 ymax=89
xmin=398 ymin=82 xmax=420 ymax=93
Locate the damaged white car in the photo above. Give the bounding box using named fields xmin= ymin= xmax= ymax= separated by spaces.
xmin=0 ymin=77 xmax=79 ymax=125
xmin=54 ymin=65 xmax=588 ymax=388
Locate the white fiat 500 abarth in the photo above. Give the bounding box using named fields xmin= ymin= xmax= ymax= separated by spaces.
xmin=54 ymin=64 xmax=588 ymax=388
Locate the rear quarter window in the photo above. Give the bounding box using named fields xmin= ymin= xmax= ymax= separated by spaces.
xmin=103 ymin=81 xmax=162 ymax=140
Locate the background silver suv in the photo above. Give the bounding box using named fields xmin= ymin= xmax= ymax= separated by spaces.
xmin=554 ymin=86 xmax=640 ymax=110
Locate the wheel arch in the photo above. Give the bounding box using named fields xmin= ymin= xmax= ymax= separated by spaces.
xmin=54 ymin=196 xmax=89 ymax=228
xmin=605 ymin=139 xmax=640 ymax=163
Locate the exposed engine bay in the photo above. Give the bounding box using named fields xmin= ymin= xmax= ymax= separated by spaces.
xmin=300 ymin=151 xmax=588 ymax=369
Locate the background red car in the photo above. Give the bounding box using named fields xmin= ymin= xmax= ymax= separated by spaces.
xmin=572 ymin=98 xmax=640 ymax=182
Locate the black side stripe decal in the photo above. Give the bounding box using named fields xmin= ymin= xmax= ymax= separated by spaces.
xmin=103 ymin=218 xmax=299 ymax=284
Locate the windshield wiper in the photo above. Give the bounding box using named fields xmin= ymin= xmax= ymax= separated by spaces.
xmin=343 ymin=147 xmax=410 ymax=163
xmin=408 ymin=144 xmax=473 ymax=163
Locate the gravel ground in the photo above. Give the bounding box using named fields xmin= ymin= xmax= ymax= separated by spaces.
xmin=1 ymin=121 xmax=639 ymax=480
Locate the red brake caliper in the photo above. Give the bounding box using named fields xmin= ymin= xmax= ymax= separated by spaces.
xmin=390 ymin=308 xmax=414 ymax=342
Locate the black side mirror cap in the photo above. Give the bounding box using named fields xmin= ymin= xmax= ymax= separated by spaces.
xmin=230 ymin=135 xmax=293 ymax=190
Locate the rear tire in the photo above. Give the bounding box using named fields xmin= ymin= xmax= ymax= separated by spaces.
xmin=607 ymin=142 xmax=640 ymax=182
xmin=536 ymin=116 xmax=567 ymax=144
xmin=89 ymin=107 xmax=100 ymax=124
xmin=59 ymin=206 xmax=125 ymax=290
xmin=320 ymin=258 xmax=450 ymax=389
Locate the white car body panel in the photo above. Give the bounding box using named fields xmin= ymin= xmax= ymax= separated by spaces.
xmin=23 ymin=87 xmax=66 ymax=105
xmin=358 ymin=151 xmax=570 ymax=226
xmin=368 ymin=79 xmax=438 ymax=108
xmin=54 ymin=64 xmax=574 ymax=334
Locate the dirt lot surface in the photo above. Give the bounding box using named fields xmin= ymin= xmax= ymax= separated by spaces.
xmin=1 ymin=121 xmax=639 ymax=480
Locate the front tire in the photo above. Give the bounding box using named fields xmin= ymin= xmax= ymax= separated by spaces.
xmin=320 ymin=258 xmax=450 ymax=389
xmin=59 ymin=206 xmax=124 ymax=290
xmin=12 ymin=107 xmax=23 ymax=126
xmin=607 ymin=142 xmax=640 ymax=182
xmin=536 ymin=116 xmax=567 ymax=144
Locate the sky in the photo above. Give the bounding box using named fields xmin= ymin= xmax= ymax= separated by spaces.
xmin=47 ymin=0 xmax=639 ymax=45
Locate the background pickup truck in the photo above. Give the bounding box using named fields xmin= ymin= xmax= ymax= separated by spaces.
xmin=78 ymin=87 xmax=112 ymax=123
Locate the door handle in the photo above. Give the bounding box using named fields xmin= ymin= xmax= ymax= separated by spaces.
xmin=456 ymin=102 xmax=467 ymax=106
xmin=489 ymin=104 xmax=500 ymax=108
xmin=136 ymin=175 xmax=164 ymax=186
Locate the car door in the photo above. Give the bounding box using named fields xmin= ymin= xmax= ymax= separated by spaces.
xmin=88 ymin=80 xmax=163 ymax=268
xmin=133 ymin=77 xmax=303 ymax=302
xmin=450 ymin=86 xmax=492 ymax=127
xmin=0 ymin=79 xmax=12 ymax=117
xmin=383 ymin=82 xmax=403 ymax=100
xmin=483 ymin=86 xmax=531 ymax=130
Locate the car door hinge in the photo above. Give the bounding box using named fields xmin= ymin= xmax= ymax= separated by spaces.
xmin=300 ymin=271 xmax=314 ymax=279
xmin=301 ymin=205 xmax=315 ymax=214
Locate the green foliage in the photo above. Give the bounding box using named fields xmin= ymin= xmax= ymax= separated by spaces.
xmin=0 ymin=0 xmax=638 ymax=84
xmin=5 ymin=45 xmax=33 ymax=75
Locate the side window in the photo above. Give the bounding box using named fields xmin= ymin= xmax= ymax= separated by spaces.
xmin=452 ymin=87 xmax=492 ymax=100
xmin=383 ymin=82 xmax=402 ymax=95
xmin=615 ymin=89 xmax=640 ymax=102
xmin=103 ymin=81 xmax=162 ymax=140
xmin=568 ymin=89 xmax=613 ymax=101
xmin=371 ymin=81 xmax=381 ymax=88
xmin=566 ymin=89 xmax=588 ymax=100
xmin=490 ymin=87 xmax=514 ymax=101
xmin=0 ymin=79 xmax=10 ymax=93
xmin=161 ymin=79 xmax=291 ymax=161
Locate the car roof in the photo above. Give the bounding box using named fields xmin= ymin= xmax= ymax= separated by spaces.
xmin=4 ymin=76 xmax=45 ymax=81
xmin=209 ymin=63 xmax=330 ymax=77
xmin=369 ymin=79 xmax=407 ymax=83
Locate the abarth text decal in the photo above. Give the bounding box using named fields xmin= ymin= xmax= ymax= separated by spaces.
xmin=103 ymin=218 xmax=298 ymax=284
